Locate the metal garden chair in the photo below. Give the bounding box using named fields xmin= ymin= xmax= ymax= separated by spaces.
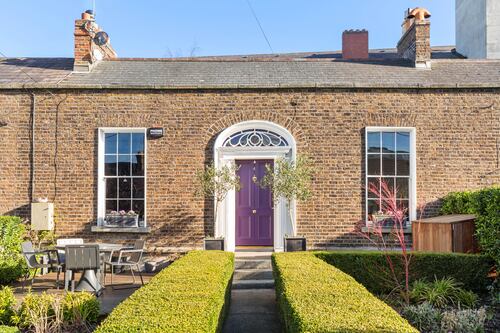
xmin=64 ymin=244 xmax=102 ymax=294
xmin=103 ymin=240 xmax=145 ymax=288
xmin=21 ymin=241 xmax=62 ymax=290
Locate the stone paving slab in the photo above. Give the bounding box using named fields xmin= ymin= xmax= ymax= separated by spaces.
xmin=222 ymin=289 xmax=282 ymax=333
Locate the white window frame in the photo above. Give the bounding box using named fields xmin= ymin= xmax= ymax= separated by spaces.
xmin=97 ymin=127 xmax=147 ymax=227
xmin=364 ymin=127 xmax=417 ymax=227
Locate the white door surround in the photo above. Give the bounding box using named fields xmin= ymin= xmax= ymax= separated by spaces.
xmin=214 ymin=120 xmax=297 ymax=252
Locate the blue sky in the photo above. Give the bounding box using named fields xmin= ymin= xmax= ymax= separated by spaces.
xmin=1 ymin=0 xmax=454 ymax=58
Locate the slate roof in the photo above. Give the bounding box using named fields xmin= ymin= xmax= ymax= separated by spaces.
xmin=0 ymin=47 xmax=499 ymax=89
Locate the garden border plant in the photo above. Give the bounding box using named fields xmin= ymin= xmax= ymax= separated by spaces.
xmin=272 ymin=252 xmax=417 ymax=333
xmin=0 ymin=216 xmax=27 ymax=285
xmin=96 ymin=250 xmax=234 ymax=333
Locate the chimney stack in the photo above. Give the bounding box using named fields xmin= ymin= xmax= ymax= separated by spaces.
xmin=397 ymin=7 xmax=431 ymax=69
xmin=74 ymin=10 xmax=117 ymax=72
xmin=342 ymin=30 xmax=369 ymax=60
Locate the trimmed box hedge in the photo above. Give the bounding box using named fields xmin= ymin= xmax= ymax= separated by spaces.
xmin=96 ymin=250 xmax=234 ymax=333
xmin=440 ymin=187 xmax=500 ymax=264
xmin=272 ymin=252 xmax=417 ymax=333
xmin=315 ymin=251 xmax=494 ymax=294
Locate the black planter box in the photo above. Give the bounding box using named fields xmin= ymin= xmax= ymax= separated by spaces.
xmin=204 ymin=238 xmax=224 ymax=251
xmin=284 ymin=237 xmax=306 ymax=252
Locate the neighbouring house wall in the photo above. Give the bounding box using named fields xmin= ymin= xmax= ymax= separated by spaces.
xmin=486 ymin=0 xmax=500 ymax=59
xmin=456 ymin=0 xmax=487 ymax=59
xmin=0 ymin=89 xmax=498 ymax=250
xmin=456 ymin=0 xmax=500 ymax=59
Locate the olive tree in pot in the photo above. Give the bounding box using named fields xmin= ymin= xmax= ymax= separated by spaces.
xmin=260 ymin=155 xmax=313 ymax=252
xmin=195 ymin=162 xmax=240 ymax=250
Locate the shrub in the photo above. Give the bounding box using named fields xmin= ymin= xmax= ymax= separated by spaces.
xmin=62 ymin=292 xmax=100 ymax=326
xmin=0 ymin=326 xmax=19 ymax=333
xmin=14 ymin=291 xmax=100 ymax=333
xmin=95 ymin=250 xmax=234 ymax=333
xmin=401 ymin=303 xmax=442 ymax=333
xmin=15 ymin=292 xmax=59 ymax=332
xmin=315 ymin=251 xmax=494 ymax=294
xmin=0 ymin=287 xmax=15 ymax=325
xmin=0 ymin=217 xmax=26 ymax=285
xmin=441 ymin=187 xmax=500 ymax=264
xmin=409 ymin=277 xmax=478 ymax=309
xmin=272 ymin=252 xmax=417 ymax=333
xmin=441 ymin=308 xmax=487 ymax=333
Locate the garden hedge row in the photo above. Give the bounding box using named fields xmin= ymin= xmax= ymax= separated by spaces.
xmin=272 ymin=252 xmax=417 ymax=333
xmin=315 ymin=251 xmax=494 ymax=294
xmin=440 ymin=187 xmax=500 ymax=263
xmin=95 ymin=250 xmax=234 ymax=333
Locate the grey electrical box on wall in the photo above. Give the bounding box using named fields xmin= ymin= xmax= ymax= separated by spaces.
xmin=31 ymin=203 xmax=54 ymax=231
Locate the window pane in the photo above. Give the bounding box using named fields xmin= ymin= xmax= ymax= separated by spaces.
xmin=105 ymin=133 xmax=117 ymax=154
xmin=367 ymin=154 xmax=380 ymax=175
xmin=106 ymin=200 xmax=117 ymax=214
xmin=397 ymin=200 xmax=410 ymax=225
xmin=132 ymin=200 xmax=145 ymax=219
xmin=106 ymin=178 xmax=117 ymax=199
xmin=104 ymin=155 xmax=117 ymax=176
xmin=382 ymin=132 xmax=395 ymax=153
xmin=397 ymin=154 xmax=410 ymax=176
xmin=367 ymin=200 xmax=380 ymax=219
xmin=118 ymin=178 xmax=131 ymax=198
xmin=367 ymin=132 xmax=380 ymax=153
xmin=118 ymin=155 xmax=131 ymax=176
xmin=396 ymin=178 xmax=409 ymax=199
xmin=132 ymin=178 xmax=144 ymax=198
xmin=118 ymin=133 xmax=131 ymax=154
xmin=367 ymin=177 xmax=380 ymax=198
xmin=382 ymin=154 xmax=396 ymax=175
xmin=397 ymin=132 xmax=410 ymax=153
xmin=381 ymin=177 xmax=395 ymax=198
xmin=132 ymin=155 xmax=145 ymax=176
xmin=132 ymin=133 xmax=145 ymax=155
xmin=118 ymin=200 xmax=131 ymax=212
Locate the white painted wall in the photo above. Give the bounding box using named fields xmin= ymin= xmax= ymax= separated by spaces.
xmin=456 ymin=0 xmax=500 ymax=59
xmin=486 ymin=0 xmax=500 ymax=59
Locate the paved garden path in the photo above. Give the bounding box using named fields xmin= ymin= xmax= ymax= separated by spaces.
xmin=222 ymin=251 xmax=282 ymax=333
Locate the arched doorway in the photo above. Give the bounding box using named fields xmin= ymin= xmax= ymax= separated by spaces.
xmin=214 ymin=120 xmax=296 ymax=252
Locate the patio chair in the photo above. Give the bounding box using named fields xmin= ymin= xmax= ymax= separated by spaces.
xmin=104 ymin=240 xmax=145 ymax=288
xmin=56 ymin=238 xmax=83 ymax=264
xmin=21 ymin=241 xmax=63 ymax=290
xmin=64 ymin=244 xmax=101 ymax=293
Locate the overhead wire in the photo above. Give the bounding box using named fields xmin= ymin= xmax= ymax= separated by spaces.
xmin=245 ymin=0 xmax=275 ymax=54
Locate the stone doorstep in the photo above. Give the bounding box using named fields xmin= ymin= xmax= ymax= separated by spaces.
xmin=232 ymin=279 xmax=275 ymax=290
xmin=233 ymin=269 xmax=273 ymax=281
xmin=234 ymin=251 xmax=273 ymax=259
xmin=234 ymin=259 xmax=272 ymax=270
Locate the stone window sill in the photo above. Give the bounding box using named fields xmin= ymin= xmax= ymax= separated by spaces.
xmin=361 ymin=226 xmax=412 ymax=234
xmin=91 ymin=226 xmax=151 ymax=234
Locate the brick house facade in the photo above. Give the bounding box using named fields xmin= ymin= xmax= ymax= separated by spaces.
xmin=0 ymin=9 xmax=498 ymax=252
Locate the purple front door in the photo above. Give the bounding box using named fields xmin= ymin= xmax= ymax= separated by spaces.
xmin=236 ymin=160 xmax=274 ymax=246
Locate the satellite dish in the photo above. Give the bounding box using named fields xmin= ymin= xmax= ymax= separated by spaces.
xmin=94 ymin=31 xmax=109 ymax=46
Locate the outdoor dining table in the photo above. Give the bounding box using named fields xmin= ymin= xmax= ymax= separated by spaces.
xmin=55 ymin=243 xmax=133 ymax=294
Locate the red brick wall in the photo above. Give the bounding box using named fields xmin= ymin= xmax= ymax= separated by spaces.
xmin=0 ymin=89 xmax=498 ymax=250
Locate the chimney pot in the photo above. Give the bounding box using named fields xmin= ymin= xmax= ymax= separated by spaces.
xmin=342 ymin=29 xmax=369 ymax=60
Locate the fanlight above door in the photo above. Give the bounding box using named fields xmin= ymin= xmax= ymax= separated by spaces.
xmin=223 ymin=129 xmax=289 ymax=148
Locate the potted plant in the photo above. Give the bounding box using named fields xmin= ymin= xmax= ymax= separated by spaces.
xmin=195 ymin=162 xmax=241 ymax=250
xmin=105 ymin=210 xmax=139 ymax=227
xmin=260 ymin=155 xmax=314 ymax=252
